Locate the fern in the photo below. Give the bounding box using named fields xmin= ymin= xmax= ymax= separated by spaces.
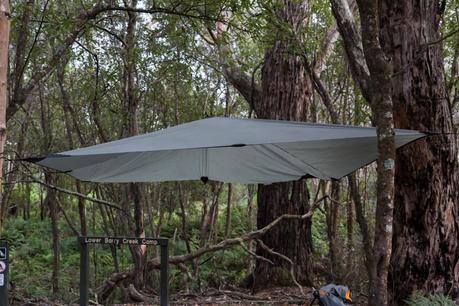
xmin=405 ymin=293 xmax=456 ymax=306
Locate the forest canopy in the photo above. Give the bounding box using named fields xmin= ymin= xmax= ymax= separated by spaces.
xmin=0 ymin=0 xmax=458 ymax=305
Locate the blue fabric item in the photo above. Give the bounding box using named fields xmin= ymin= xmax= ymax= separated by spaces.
xmin=318 ymin=284 xmax=352 ymax=306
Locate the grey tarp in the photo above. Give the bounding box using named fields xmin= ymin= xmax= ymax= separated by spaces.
xmin=33 ymin=117 xmax=425 ymax=184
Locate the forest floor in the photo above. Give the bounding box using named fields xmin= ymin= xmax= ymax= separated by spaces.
xmin=166 ymin=287 xmax=315 ymax=305
xmin=13 ymin=287 xmax=367 ymax=305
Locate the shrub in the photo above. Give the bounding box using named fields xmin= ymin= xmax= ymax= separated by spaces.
xmin=405 ymin=293 xmax=456 ymax=306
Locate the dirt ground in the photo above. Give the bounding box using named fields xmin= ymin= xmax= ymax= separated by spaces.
xmin=166 ymin=287 xmax=315 ymax=305
xmin=13 ymin=287 xmax=367 ymax=305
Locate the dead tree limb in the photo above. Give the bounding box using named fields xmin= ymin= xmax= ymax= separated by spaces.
xmin=98 ymin=195 xmax=328 ymax=299
xmin=256 ymin=239 xmax=305 ymax=296
xmin=239 ymin=240 xmax=273 ymax=265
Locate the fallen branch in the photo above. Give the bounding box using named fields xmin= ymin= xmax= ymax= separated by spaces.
xmin=127 ymin=284 xmax=146 ymax=302
xmin=239 ymin=240 xmax=273 ymax=265
xmin=256 ymin=239 xmax=304 ymax=296
xmin=98 ymin=195 xmax=328 ymax=299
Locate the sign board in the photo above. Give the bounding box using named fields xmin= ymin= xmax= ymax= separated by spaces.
xmin=0 ymin=262 xmax=5 ymax=273
xmin=78 ymin=236 xmax=168 ymax=306
xmin=0 ymin=248 xmax=6 ymax=260
xmin=81 ymin=237 xmax=160 ymax=246
xmin=0 ymin=275 xmax=3 ymax=287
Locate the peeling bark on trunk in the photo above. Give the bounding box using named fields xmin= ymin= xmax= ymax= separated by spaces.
xmin=379 ymin=1 xmax=459 ymax=301
xmin=254 ymin=182 xmax=312 ymax=289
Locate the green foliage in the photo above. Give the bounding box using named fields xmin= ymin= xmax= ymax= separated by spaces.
xmin=311 ymin=208 xmax=329 ymax=256
xmin=405 ymin=293 xmax=457 ymax=306
xmin=2 ymin=219 xmax=65 ymax=298
xmin=3 ymin=0 xmax=459 ymax=303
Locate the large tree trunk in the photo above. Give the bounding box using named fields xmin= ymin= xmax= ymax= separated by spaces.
xmin=252 ymin=0 xmax=314 ymax=290
xmin=379 ymin=1 xmax=459 ymax=302
xmin=254 ymin=182 xmax=313 ymax=288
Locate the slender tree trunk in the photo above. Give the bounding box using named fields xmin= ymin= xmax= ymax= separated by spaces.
xmin=330 ymin=0 xmax=396 ymax=303
xmin=246 ymin=185 xmax=255 ymax=273
xmin=11 ymin=0 xmax=34 ymax=109
xmin=0 ymin=103 xmax=31 ymax=223
xmin=379 ymin=1 xmax=459 ymax=302
xmin=57 ymin=63 xmax=87 ymax=236
xmin=326 ymin=181 xmax=342 ymax=280
xmin=225 ymin=183 xmax=233 ymax=238
xmin=129 ymin=183 xmax=146 ymax=289
xmin=209 ymin=185 xmax=222 ymax=243
xmin=355 ymin=1 xmax=396 ymax=304
xmin=356 ymin=1 xmax=396 ymax=304
xmin=46 ymin=172 xmax=60 ymax=297
xmin=99 ymin=204 xmax=119 ymax=272
xmin=178 ymin=183 xmax=192 ymax=254
xmin=120 ymin=0 xmax=147 ymax=291
xmin=0 ymin=0 xmax=10 ymax=227
xmin=1 ymin=0 xmax=34 ymax=221
xmin=200 ymin=183 xmax=222 ymax=246
xmin=24 ymin=182 xmax=31 ymax=220
xmin=345 ymin=187 xmax=353 ymax=272
xmin=76 ymin=182 xmax=87 ymax=236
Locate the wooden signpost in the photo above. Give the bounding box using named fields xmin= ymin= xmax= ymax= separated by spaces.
xmin=79 ymin=236 xmax=169 ymax=306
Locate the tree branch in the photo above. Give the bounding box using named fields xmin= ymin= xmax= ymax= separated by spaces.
xmin=239 ymin=240 xmax=273 ymax=265
xmin=302 ymin=54 xmax=340 ymax=124
xmin=15 ymin=170 xmax=126 ymax=213
xmin=56 ymin=197 xmax=80 ymax=236
xmin=6 ymin=3 xmax=226 ymax=121
xmin=329 ymin=0 xmax=372 ymax=102
xmin=313 ymin=24 xmax=340 ymax=77
xmin=212 ymin=13 xmax=262 ymax=113
xmin=98 ymin=195 xmax=328 ymax=299
xmin=256 ymin=239 xmax=305 ymax=296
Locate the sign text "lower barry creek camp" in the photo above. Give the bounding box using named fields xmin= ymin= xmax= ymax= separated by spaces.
xmin=82 ymin=237 xmax=159 ymax=245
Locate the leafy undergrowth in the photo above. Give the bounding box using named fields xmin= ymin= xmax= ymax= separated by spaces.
xmin=405 ymin=293 xmax=457 ymax=306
